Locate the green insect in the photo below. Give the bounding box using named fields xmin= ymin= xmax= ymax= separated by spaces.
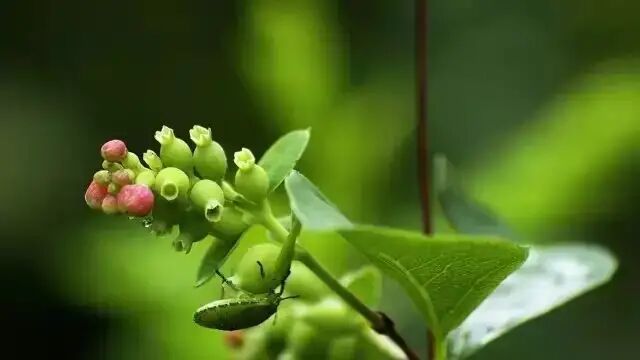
xmin=193 ymin=286 xmax=296 ymax=331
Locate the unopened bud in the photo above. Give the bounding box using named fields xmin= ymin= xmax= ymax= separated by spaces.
xmin=101 ymin=194 xmax=119 ymax=215
xmin=135 ymin=170 xmax=156 ymax=188
xmin=93 ymin=170 xmax=111 ymax=186
xmin=143 ymin=150 xmax=163 ymax=172
xmin=210 ymin=207 xmax=249 ymax=238
xmin=154 ymin=125 xmax=193 ymax=172
xmin=190 ymin=179 xmax=225 ymax=222
xmin=301 ymin=298 xmax=366 ymax=335
xmin=117 ymin=184 xmax=155 ymax=217
xmin=107 ymin=183 xmax=120 ymax=195
xmin=112 ymin=169 xmax=135 ymax=186
xmin=234 ymin=148 xmax=269 ymax=202
xmin=122 ymin=152 xmax=145 ymax=173
xmin=85 ymin=180 xmax=108 ymax=210
xmin=154 ymin=167 xmax=190 ymax=202
xmin=100 ymin=139 xmax=128 ymax=162
xmin=190 ymin=125 xmax=227 ymax=181
xmin=233 ymin=148 xmax=255 ymax=171
xmin=102 ymin=160 xmax=124 ymax=172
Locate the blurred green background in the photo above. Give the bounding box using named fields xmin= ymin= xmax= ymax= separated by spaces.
xmin=1 ymin=0 xmax=638 ymax=359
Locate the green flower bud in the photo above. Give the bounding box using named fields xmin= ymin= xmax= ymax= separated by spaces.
xmin=230 ymin=243 xmax=281 ymax=294
xmin=174 ymin=210 xmax=210 ymax=253
xmin=288 ymin=322 xmax=330 ymax=359
xmin=284 ymin=262 xmax=331 ymax=302
xmin=107 ymin=182 xmax=120 ymax=195
xmin=102 ymin=160 xmax=123 ymax=172
xmin=101 ymin=194 xmax=119 ymax=215
xmin=154 ymin=167 xmax=190 ymax=202
xmin=210 ymin=206 xmax=248 ymax=238
xmin=189 ymin=125 xmax=227 ymax=181
xmin=328 ymin=336 xmax=359 ymax=360
xmin=154 ymin=125 xmax=193 ymax=172
xmin=189 ymin=179 xmax=225 ymax=223
xmin=93 ymin=170 xmax=111 ymax=186
xmin=234 ymin=148 xmax=269 ymax=203
xmin=112 ymin=169 xmax=135 ymax=186
xmin=122 ymin=152 xmax=146 ymax=174
xmin=135 ymin=170 xmax=156 ymax=188
xmin=300 ymin=298 xmax=366 ymax=335
xmin=143 ymin=149 xmax=163 ymax=172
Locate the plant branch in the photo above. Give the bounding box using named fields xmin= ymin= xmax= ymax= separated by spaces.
xmin=416 ymin=0 xmax=429 ymax=235
xmin=416 ymin=0 xmax=436 ymax=359
xmin=298 ymin=251 xmax=419 ymax=360
xmin=259 ymin=210 xmax=419 ymax=360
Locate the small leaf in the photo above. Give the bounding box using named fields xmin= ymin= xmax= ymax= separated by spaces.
xmin=340 ymin=266 xmax=383 ymax=307
xmin=338 ymin=226 xmax=528 ymax=338
xmin=285 ymin=170 xmax=352 ymax=230
xmin=448 ymin=243 xmax=617 ymax=359
xmin=195 ymin=235 xmax=241 ymax=287
xmin=259 ymin=129 xmax=311 ymax=192
xmin=434 ymin=154 xmax=517 ymax=240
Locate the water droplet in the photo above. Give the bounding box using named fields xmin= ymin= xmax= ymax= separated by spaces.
xmin=142 ymin=216 xmax=154 ymax=228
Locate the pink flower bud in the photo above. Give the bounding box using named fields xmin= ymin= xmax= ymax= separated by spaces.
xmin=112 ymin=169 xmax=135 ymax=186
xmin=85 ymin=180 xmax=108 ymax=210
xmin=117 ymin=184 xmax=155 ymax=217
xmin=101 ymin=139 xmax=128 ymax=162
xmin=101 ymin=194 xmax=119 ymax=215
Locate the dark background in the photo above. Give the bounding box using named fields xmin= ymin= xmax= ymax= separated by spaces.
xmin=0 ymin=1 xmax=638 ymax=359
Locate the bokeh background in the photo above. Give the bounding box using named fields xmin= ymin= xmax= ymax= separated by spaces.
xmin=1 ymin=0 xmax=638 ymax=359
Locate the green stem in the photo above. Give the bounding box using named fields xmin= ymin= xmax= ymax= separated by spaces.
xmin=435 ymin=338 xmax=447 ymax=360
xmin=262 ymin=210 xmax=301 ymax=284
xmin=296 ymin=250 xmax=386 ymax=329
xmin=257 ymin=204 xmax=419 ymax=360
xmin=256 ymin=203 xmax=383 ymax=328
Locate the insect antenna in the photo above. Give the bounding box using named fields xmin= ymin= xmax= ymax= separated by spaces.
xmin=277 ymin=269 xmax=293 ymax=296
xmin=256 ymin=261 xmax=265 ymax=279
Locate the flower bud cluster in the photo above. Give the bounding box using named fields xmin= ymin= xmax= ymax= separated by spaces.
xmin=85 ymin=139 xmax=154 ymax=217
xmin=228 ymin=261 xmax=401 ymax=360
xmin=84 ymin=125 xmax=270 ymax=254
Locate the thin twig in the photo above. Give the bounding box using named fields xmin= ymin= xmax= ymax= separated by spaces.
xmin=415 ymin=0 xmax=434 ymax=359
xmin=374 ymin=312 xmax=421 ymax=360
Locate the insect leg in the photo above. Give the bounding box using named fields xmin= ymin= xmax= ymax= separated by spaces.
xmin=256 ymin=261 xmax=265 ymax=279
xmin=217 ymin=270 xmax=239 ymax=291
xmin=277 ymin=269 xmax=292 ymax=296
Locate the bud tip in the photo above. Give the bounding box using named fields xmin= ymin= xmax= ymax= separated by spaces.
xmin=233 ymin=148 xmax=255 ymax=171
xmin=85 ymin=180 xmax=108 ymax=210
xmin=117 ymin=184 xmax=155 ymax=217
xmin=101 ymin=140 xmax=128 ymax=162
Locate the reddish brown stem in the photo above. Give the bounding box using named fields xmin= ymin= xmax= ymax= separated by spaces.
xmin=415 ymin=0 xmax=434 ymax=359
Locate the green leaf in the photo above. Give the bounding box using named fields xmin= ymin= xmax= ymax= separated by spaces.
xmin=434 ymin=154 xmax=518 ymax=241
xmin=195 ymin=235 xmax=241 ymax=287
xmin=340 ymin=266 xmax=383 ymax=307
xmin=338 ymin=226 xmax=528 ymax=338
xmin=435 ymin=174 xmax=618 ymax=358
xmin=448 ymin=243 xmax=617 ymax=359
xmin=284 ymin=170 xmax=352 ymax=230
xmin=259 ymin=129 xmax=311 ymax=192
